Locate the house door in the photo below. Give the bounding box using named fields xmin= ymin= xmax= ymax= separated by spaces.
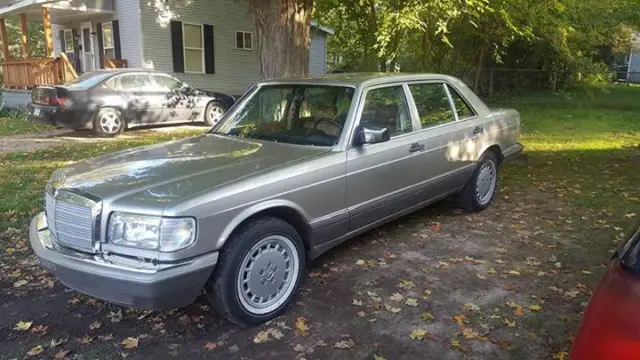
xmin=80 ymin=23 xmax=95 ymax=73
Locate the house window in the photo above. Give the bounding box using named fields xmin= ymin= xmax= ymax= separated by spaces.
xmin=102 ymin=23 xmax=114 ymax=59
xmin=63 ymin=29 xmax=73 ymax=53
xmin=235 ymin=31 xmax=253 ymax=50
xmin=183 ymin=23 xmax=204 ymax=73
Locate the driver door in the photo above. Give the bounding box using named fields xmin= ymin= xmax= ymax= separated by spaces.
xmin=345 ymin=84 xmax=427 ymax=230
xmin=150 ymin=74 xmax=192 ymax=122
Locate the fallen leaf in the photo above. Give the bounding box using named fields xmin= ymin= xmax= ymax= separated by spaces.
xmin=355 ymin=259 xmax=366 ymax=266
xmin=565 ymin=290 xmax=580 ymax=298
xmin=514 ymin=307 xmax=525 ymax=316
xmin=13 ymin=279 xmax=28 ymax=287
xmin=420 ymin=312 xmax=434 ymax=322
xmin=553 ymin=351 xmax=569 ymax=360
xmin=333 ymin=339 xmax=355 ymax=349
xmin=496 ymin=247 xmax=507 ymax=253
xmin=436 ymin=260 xmax=450 ymax=269
xmin=453 ymin=314 xmax=466 ymax=328
xmin=487 ymin=268 xmax=497 ymax=274
xmin=89 ymin=321 xmax=102 ymax=330
xmin=352 ymin=299 xmax=363 ymax=306
xmin=79 ymin=335 xmax=94 ymax=345
xmin=529 ymin=304 xmax=542 ymax=312
xmin=121 ymin=337 xmax=139 ymax=349
xmin=503 ymin=318 xmax=516 ymax=328
xmin=14 ymin=320 xmax=33 ymax=331
xmin=431 ymin=222 xmax=442 ymax=232
xmin=390 ymin=293 xmax=404 ymax=302
xmin=293 ymin=344 xmax=307 ymax=352
xmin=357 ymin=311 xmax=366 ymax=317
xmin=507 ymin=270 xmax=521 ymax=275
xmin=451 ymin=339 xmax=466 ymax=352
xmin=253 ymin=328 xmax=283 ymax=343
xmin=30 ymin=324 xmax=48 ymax=334
xmin=204 ymin=342 xmax=217 ymax=352
xmin=373 ymin=355 xmax=386 ymax=360
xmin=384 ymin=304 xmax=402 ymax=313
xmin=477 ymin=273 xmax=487 ymax=280
xmin=398 ymin=280 xmax=416 ymax=290
xmin=98 ymin=334 xmax=114 ymax=341
xmin=50 ymin=338 xmax=66 ymax=348
xmin=463 ymin=303 xmax=480 ymax=312
xmin=462 ymin=327 xmax=486 ymax=340
xmin=405 ymin=298 xmax=419 ymax=307
xmin=108 ymin=310 xmax=123 ymax=323
xmin=54 ymin=350 xmax=70 ymax=360
xmin=409 ymin=328 xmax=430 ymax=340
xmin=295 ymin=317 xmax=309 ymax=336
xmin=625 ymin=213 xmax=636 ymax=219
xmin=27 ymin=345 xmax=44 ymax=356
xmin=581 ymin=270 xmax=592 ymax=275
xmin=554 ymin=262 xmax=563 ymax=268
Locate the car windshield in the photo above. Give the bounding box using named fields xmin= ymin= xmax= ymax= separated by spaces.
xmin=214 ymin=84 xmax=355 ymax=147
xmin=65 ymin=72 xmax=114 ymax=89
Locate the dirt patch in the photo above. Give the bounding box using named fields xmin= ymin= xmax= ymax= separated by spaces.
xmin=0 ymin=173 xmax=611 ymax=360
xmin=0 ymin=125 xmax=209 ymax=153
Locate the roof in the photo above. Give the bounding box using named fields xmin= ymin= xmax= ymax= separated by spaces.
xmin=310 ymin=20 xmax=335 ymax=35
xmin=260 ymin=72 xmax=458 ymax=87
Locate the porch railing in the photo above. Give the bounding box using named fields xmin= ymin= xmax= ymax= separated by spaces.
xmin=104 ymin=56 xmax=128 ymax=69
xmin=1 ymin=54 xmax=78 ymax=88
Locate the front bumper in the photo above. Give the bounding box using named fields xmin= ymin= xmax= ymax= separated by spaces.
xmin=29 ymin=212 xmax=217 ymax=310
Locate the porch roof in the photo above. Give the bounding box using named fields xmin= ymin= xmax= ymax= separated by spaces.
xmin=0 ymin=0 xmax=113 ymax=22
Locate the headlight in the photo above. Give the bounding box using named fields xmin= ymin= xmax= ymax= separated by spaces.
xmin=107 ymin=212 xmax=196 ymax=252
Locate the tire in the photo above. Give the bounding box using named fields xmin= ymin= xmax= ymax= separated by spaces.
xmin=93 ymin=107 xmax=125 ymax=137
xmin=206 ymin=217 xmax=306 ymax=326
xmin=204 ymin=101 xmax=228 ymax=126
xmin=457 ymin=151 xmax=500 ymax=212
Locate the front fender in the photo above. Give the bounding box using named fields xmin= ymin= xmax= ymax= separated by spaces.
xmin=214 ymin=199 xmax=310 ymax=250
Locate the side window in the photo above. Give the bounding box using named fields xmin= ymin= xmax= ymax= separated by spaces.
xmin=409 ymin=83 xmax=455 ymax=128
xmin=117 ymin=74 xmax=152 ymax=91
xmin=360 ymin=86 xmax=412 ymax=137
xmin=153 ymin=75 xmax=182 ymax=91
xmin=447 ymin=85 xmax=477 ymax=119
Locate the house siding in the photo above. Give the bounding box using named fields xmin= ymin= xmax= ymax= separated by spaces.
xmin=113 ymin=0 xmax=143 ymax=68
xmin=139 ymin=0 xmax=258 ymax=95
xmin=309 ymin=28 xmax=326 ymax=75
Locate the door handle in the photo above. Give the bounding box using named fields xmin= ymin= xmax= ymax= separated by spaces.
xmin=473 ymin=126 xmax=484 ymax=135
xmin=409 ymin=142 xmax=425 ymax=153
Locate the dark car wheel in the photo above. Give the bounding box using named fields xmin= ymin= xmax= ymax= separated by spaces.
xmin=204 ymin=101 xmax=228 ymax=126
xmin=457 ymin=151 xmax=499 ymax=212
xmin=206 ymin=217 xmax=305 ymax=326
xmin=93 ymin=107 xmax=125 ymax=137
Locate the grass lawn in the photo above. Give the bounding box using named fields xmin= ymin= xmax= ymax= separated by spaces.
xmin=0 ymin=110 xmax=56 ymax=136
xmin=0 ymin=85 xmax=638 ymax=359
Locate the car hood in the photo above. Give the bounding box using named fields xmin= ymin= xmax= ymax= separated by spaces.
xmin=50 ymin=135 xmax=330 ymax=206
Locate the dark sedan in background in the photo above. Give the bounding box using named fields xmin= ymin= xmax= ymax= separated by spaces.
xmin=29 ymin=69 xmax=236 ymax=137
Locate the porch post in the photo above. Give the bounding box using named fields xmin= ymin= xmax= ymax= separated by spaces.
xmin=19 ymin=13 xmax=30 ymax=59
xmin=0 ymin=18 xmax=9 ymax=61
xmin=41 ymin=7 xmax=54 ymax=57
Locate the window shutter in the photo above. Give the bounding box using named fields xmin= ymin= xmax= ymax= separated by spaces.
xmin=170 ymin=21 xmax=184 ymax=73
xmin=96 ymin=23 xmax=104 ymax=68
xmin=112 ymin=20 xmax=121 ymax=60
xmin=203 ymin=24 xmax=215 ymax=74
xmin=59 ymin=30 xmax=65 ymax=52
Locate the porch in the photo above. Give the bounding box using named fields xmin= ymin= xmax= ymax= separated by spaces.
xmin=0 ymin=0 xmax=128 ymax=89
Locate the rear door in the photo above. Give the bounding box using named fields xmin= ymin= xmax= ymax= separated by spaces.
xmin=405 ymin=81 xmax=472 ymax=192
xmin=116 ymin=73 xmax=166 ymax=125
xmin=345 ymin=83 xmax=427 ymax=230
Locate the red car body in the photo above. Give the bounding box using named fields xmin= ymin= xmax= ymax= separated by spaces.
xmin=570 ymin=219 xmax=640 ymax=359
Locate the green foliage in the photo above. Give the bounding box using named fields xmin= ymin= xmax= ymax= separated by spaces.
xmin=315 ymin=0 xmax=640 ymax=93
xmin=0 ymin=109 xmax=54 ymax=136
xmin=3 ymin=20 xmax=46 ymax=60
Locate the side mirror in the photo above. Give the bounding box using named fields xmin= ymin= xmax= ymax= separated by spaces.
xmin=179 ymin=83 xmax=192 ymax=95
xmin=353 ymin=124 xmax=390 ymax=147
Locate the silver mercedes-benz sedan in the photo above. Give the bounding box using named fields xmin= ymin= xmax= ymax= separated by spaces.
xmin=29 ymin=73 xmax=523 ymax=325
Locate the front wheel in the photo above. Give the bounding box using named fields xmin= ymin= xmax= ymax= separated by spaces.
xmin=93 ymin=107 xmax=125 ymax=137
xmin=204 ymin=101 xmax=228 ymax=126
xmin=457 ymin=152 xmax=499 ymax=212
xmin=206 ymin=217 xmax=305 ymax=326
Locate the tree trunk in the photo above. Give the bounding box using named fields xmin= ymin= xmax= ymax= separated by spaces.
xmin=248 ymin=0 xmax=313 ymax=80
xmin=474 ymin=46 xmax=486 ymax=94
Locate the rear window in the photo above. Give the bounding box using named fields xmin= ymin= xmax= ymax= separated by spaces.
xmin=65 ymin=72 xmax=114 ymax=89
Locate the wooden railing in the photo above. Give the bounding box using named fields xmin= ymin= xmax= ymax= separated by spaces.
xmin=104 ymin=56 xmax=128 ymax=69
xmin=1 ymin=54 xmax=78 ymax=88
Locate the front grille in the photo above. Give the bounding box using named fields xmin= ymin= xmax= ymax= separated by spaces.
xmin=45 ymin=191 xmax=97 ymax=252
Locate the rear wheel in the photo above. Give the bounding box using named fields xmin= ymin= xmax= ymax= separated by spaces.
xmin=457 ymin=151 xmax=499 ymax=212
xmin=206 ymin=217 xmax=305 ymax=326
xmin=204 ymin=101 xmax=227 ymax=126
xmin=93 ymin=107 xmax=125 ymax=137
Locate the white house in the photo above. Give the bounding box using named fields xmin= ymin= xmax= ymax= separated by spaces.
xmin=0 ymin=0 xmax=334 ymax=97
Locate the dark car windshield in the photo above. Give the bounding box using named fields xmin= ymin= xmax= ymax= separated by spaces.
xmin=214 ymin=84 xmax=354 ymax=147
xmin=65 ymin=72 xmax=114 ymax=89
